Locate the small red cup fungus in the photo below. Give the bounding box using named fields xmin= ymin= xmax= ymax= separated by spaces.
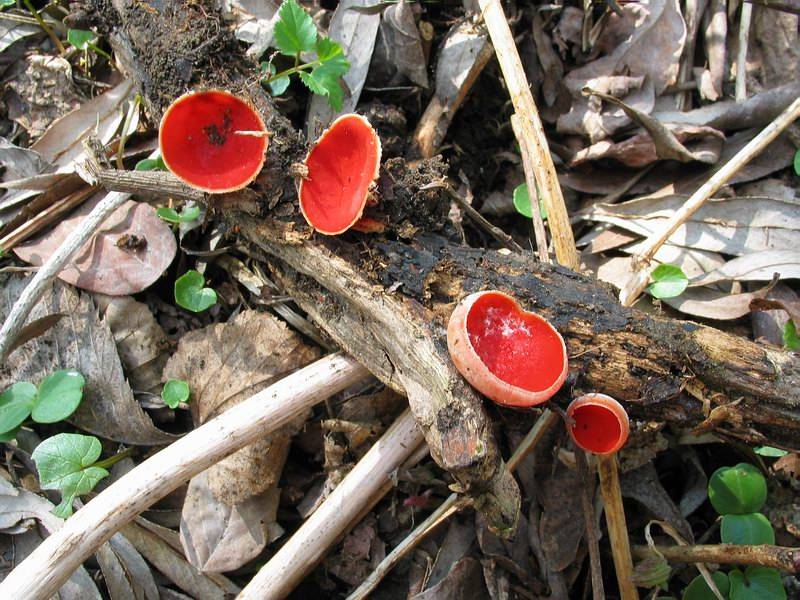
xmin=159 ymin=89 xmax=268 ymax=193
xmin=566 ymin=393 xmax=629 ymax=455
xmin=447 ymin=290 xmax=568 ymax=407
xmin=298 ymin=113 xmax=382 ymax=235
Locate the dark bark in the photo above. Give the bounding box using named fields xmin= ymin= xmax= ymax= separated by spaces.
xmin=84 ymin=0 xmax=800 ymax=534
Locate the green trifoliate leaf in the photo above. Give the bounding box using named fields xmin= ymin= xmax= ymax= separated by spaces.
xmin=783 ymin=320 xmax=800 ymax=350
xmin=683 ymin=572 xmax=730 ymax=600
xmin=32 ymin=370 xmax=85 ymax=424
xmin=512 ymin=183 xmax=546 ymax=219
xmin=157 ymin=204 xmax=201 ymax=224
xmin=174 ymin=270 xmax=217 ymax=313
xmin=67 ymin=29 xmax=94 ymax=50
xmin=793 ymin=148 xmax=800 ymax=176
xmin=721 ymin=513 xmax=775 ymax=545
xmin=754 ymin=446 xmax=789 ymax=458
xmin=648 ymin=264 xmax=689 ymax=299
xmin=273 ymin=0 xmax=317 ymax=56
xmin=0 ymin=382 xmax=36 ymax=434
xmin=708 ymin=463 xmax=767 ymax=515
xmin=32 ymin=433 xmax=109 ymax=518
xmin=162 ymin=380 xmax=190 ymax=409
xmin=729 ymin=567 xmax=786 ymax=600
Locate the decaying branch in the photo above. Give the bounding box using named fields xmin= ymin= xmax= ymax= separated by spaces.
xmin=633 ymin=544 xmax=800 ymax=573
xmin=82 ymin=0 xmax=800 ymax=537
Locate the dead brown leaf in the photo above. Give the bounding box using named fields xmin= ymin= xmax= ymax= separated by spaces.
xmin=538 ymin=458 xmax=584 ymax=571
xmin=94 ymin=294 xmax=169 ymax=394
xmin=0 ymin=274 xmax=176 ymax=444
xmin=558 ymin=0 xmax=686 ymax=140
xmin=179 ymin=471 xmax=281 ymax=573
xmin=570 ymin=124 xmax=724 ymax=168
xmin=165 ymin=310 xmax=318 ymax=570
xmin=15 ymin=194 xmax=176 ymax=295
xmin=5 ymin=55 xmax=82 ymax=139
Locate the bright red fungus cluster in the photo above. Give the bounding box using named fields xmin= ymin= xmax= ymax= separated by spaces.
xmin=299 ymin=114 xmax=382 ymax=235
xmin=447 ymin=291 xmax=569 ymax=408
xmin=159 ymin=90 xmax=268 ymax=193
xmin=566 ymin=393 xmax=629 ymax=455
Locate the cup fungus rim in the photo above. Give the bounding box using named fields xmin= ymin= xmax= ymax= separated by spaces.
xmin=298 ymin=113 xmax=382 ymax=235
xmin=447 ymin=290 xmax=569 ymax=408
xmin=158 ymin=88 xmax=269 ymax=194
xmin=566 ymin=392 xmax=630 ymax=455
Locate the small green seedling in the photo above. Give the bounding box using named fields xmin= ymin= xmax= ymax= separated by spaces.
xmin=135 ymin=155 xmax=167 ymax=171
xmin=754 ymin=446 xmax=789 ymax=458
xmin=162 ymin=380 xmax=190 ymax=409
xmin=512 ymin=183 xmax=547 ymax=220
xmin=648 ymin=264 xmax=689 ymax=299
xmin=782 ymin=320 xmax=799 ymax=351
xmin=260 ymin=0 xmax=350 ymax=110
xmin=683 ymin=463 xmax=786 ymax=600
xmin=156 ymin=203 xmax=201 ymax=224
xmin=174 ymin=270 xmax=217 ymax=313
xmin=66 ymin=28 xmax=111 ymax=60
xmin=32 ymin=433 xmax=130 ymax=518
xmin=0 ymin=370 xmax=85 ymax=438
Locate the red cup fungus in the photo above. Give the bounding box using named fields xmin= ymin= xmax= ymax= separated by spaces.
xmin=298 ymin=113 xmax=382 ymax=235
xmin=566 ymin=393 xmax=629 ymax=455
xmin=447 ymin=290 xmax=569 ymax=407
xmin=159 ymin=89 xmax=268 ymax=193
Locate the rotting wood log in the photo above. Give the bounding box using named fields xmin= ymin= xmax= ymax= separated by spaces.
xmin=80 ymin=0 xmax=800 ymax=532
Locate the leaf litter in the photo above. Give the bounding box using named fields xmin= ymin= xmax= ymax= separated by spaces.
xmin=0 ymin=0 xmax=799 ymax=597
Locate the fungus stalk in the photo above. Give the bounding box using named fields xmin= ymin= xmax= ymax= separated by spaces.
xmin=567 ymin=394 xmax=638 ymax=600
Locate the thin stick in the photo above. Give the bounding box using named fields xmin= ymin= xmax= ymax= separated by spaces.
xmin=0 ymin=186 xmax=98 ymax=251
xmin=238 ymin=408 xmax=425 ymax=600
xmin=511 ymin=115 xmax=550 ymax=262
xmin=0 ymin=354 xmax=370 ymax=600
xmin=0 ymin=188 xmax=131 ymax=360
xmin=478 ymin=0 xmax=579 ymax=269
xmin=431 ymin=181 xmax=525 ymax=253
xmin=347 ymin=409 xmax=559 ymax=600
xmin=618 ymin=96 xmax=800 ymax=306
xmin=598 ymin=454 xmax=639 ymax=600
xmin=632 ymin=543 xmax=800 ymax=573
xmin=575 ymin=449 xmax=605 ymax=600
xmin=735 ymin=2 xmax=752 ymax=102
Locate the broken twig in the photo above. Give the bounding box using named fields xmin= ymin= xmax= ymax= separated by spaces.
xmin=238 ymin=408 xmax=425 ymax=600
xmin=632 ymin=543 xmax=800 ymax=573
xmin=347 ymin=409 xmax=559 ymax=600
xmin=0 ymin=354 xmax=369 ymax=599
xmin=619 ymin=96 xmax=800 ymax=306
xmin=478 ymin=0 xmax=579 ymax=269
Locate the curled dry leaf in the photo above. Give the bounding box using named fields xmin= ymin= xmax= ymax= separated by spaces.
xmin=411 ymin=17 xmax=492 ymax=158
xmin=180 ymin=471 xmax=281 ymax=573
xmin=413 ymin=556 xmax=488 ymax=599
xmin=221 ymin=0 xmax=282 ymax=58
xmin=30 ymin=78 xmax=134 ymax=168
xmin=95 ymin=532 xmax=160 ymax=600
xmin=5 ymin=55 xmax=82 ymax=139
xmin=570 ymin=124 xmax=725 ymax=168
xmin=0 ymin=275 xmax=176 ymax=445
xmin=558 ymin=0 xmax=686 ymax=140
xmin=0 ymin=477 xmax=114 ymax=599
xmin=94 ymin=294 xmax=170 ymax=394
xmin=691 ymin=251 xmax=800 ymax=287
xmin=15 ymin=193 xmax=177 ymax=296
xmin=582 ymin=195 xmax=800 ymax=256
xmin=620 ymin=462 xmax=693 ymax=540
xmin=121 ymin=520 xmax=240 ymax=599
xmin=164 ymin=310 xmax=319 ymax=571
xmin=370 ymin=0 xmax=429 ymax=88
